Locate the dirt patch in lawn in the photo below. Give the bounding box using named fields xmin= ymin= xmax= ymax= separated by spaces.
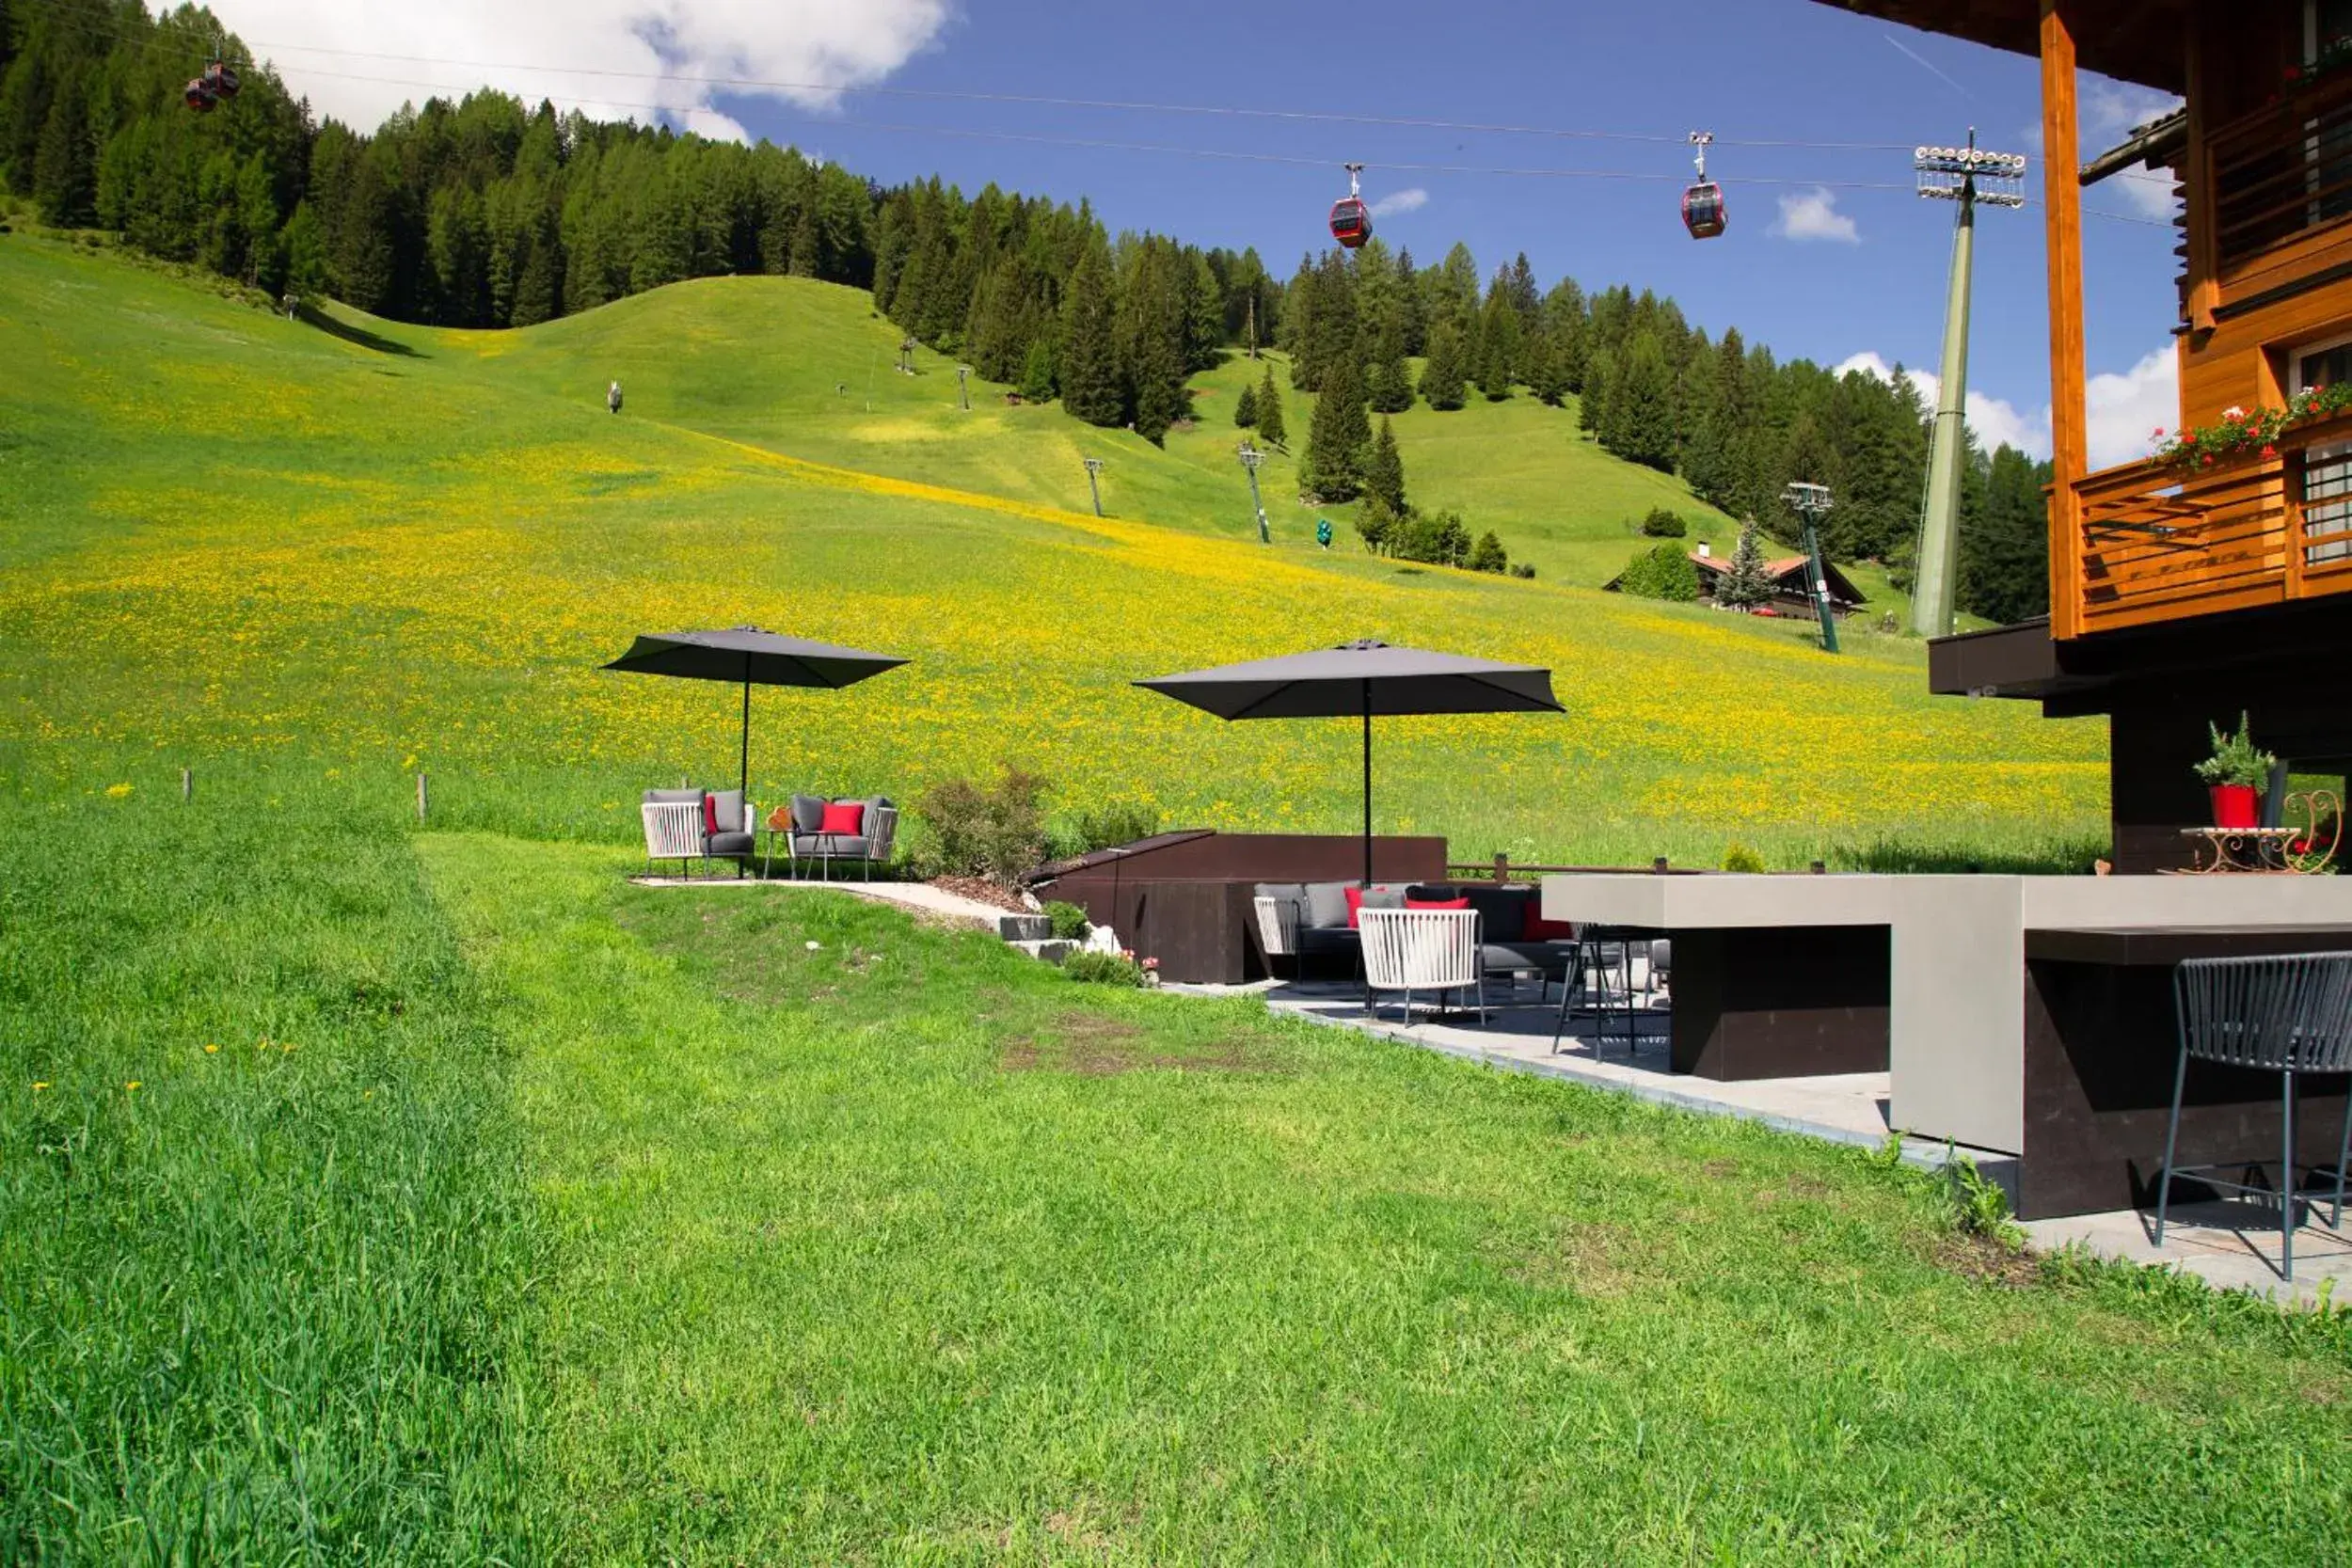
xmin=997 ymin=1011 xmax=1290 ymax=1076
xmin=1507 ymin=1220 xmax=1650 ymax=1299
xmin=1928 ymin=1231 xmax=2042 ymax=1289
xmin=930 ymin=875 xmax=1031 ymax=912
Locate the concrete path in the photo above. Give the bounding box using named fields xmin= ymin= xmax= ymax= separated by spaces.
xmin=1218 ymin=979 xmax=2352 ymax=1308
xmin=627 ymin=874 xmax=1015 ymax=930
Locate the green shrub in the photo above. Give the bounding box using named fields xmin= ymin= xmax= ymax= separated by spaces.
xmin=1617 ymin=541 xmax=1701 ymax=602
xmin=913 ymin=766 xmax=1049 ymax=885
xmin=1042 ymin=900 xmax=1093 ymax=941
xmin=1640 ymin=507 xmax=1688 ymax=538
xmin=2194 ymin=711 xmax=2275 ymax=789
xmin=1722 ymin=842 xmax=1768 ymax=874
xmin=1467 ymin=531 xmax=1509 ymax=574
xmin=1508 ymin=562 xmax=1536 ymax=579
xmin=1062 ymin=950 xmax=1143 ymax=986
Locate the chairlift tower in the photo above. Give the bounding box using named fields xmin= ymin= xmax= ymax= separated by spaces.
xmin=1783 ymin=482 xmax=1841 ymax=655
xmin=955 ymin=364 xmax=973 ymax=411
xmin=1912 ymin=132 xmax=2026 ymax=639
xmin=1082 ymin=456 xmax=1106 ymax=517
xmin=1236 ymin=443 xmax=1271 ymax=545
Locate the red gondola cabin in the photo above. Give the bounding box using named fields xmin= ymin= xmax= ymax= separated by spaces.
xmin=184 ymin=77 xmax=217 ymax=112
xmin=1328 ymin=197 xmax=1372 ymax=249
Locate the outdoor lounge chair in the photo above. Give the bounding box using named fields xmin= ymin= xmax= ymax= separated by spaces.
xmin=769 ymin=794 xmax=898 ymax=879
xmin=641 ymin=788 xmax=756 ymax=878
xmin=1359 ymin=907 xmax=1486 ymax=1025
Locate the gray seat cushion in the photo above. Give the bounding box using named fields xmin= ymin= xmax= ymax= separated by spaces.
xmin=644 ymin=787 xmax=702 ymax=805
xmin=1254 ymin=881 xmax=1307 ymax=907
xmin=789 ymin=794 xmax=827 ymax=832
xmin=1483 ymin=940 xmax=1572 ymax=976
xmin=792 ymin=833 xmax=875 ymax=859
xmin=1300 ymin=882 xmax=1352 ymax=929
xmin=707 ymin=789 xmax=746 ymax=833
xmin=1359 ymin=886 xmax=1407 ymax=915
xmin=706 ymin=830 xmax=755 ymax=857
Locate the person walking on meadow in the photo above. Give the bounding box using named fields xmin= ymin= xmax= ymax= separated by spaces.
xmin=607 ymin=380 xmax=623 ymax=415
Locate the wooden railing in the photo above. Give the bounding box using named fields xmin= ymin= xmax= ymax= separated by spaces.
xmin=2065 ymin=413 xmax=2352 ymax=637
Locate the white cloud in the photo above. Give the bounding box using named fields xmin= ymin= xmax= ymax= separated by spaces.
xmin=1836 ymin=344 xmax=2178 ymax=470
xmin=215 ymin=0 xmax=954 ymax=140
xmin=2020 ymin=77 xmax=2185 ymax=219
xmin=2085 ymin=346 xmax=2180 ymax=469
xmin=1368 ymin=187 xmax=1427 ymax=218
xmin=1771 ymin=187 xmax=1859 ymax=245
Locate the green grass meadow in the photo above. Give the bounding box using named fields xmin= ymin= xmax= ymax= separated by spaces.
xmin=8 ymin=788 xmax=2349 ymax=1561
xmin=15 ymin=235 xmax=2346 ymax=1562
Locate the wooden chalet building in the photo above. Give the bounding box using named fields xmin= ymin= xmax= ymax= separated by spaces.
xmin=1603 ymin=548 xmax=1871 ymax=617
xmin=1817 ymin=1 xmax=2352 ymax=869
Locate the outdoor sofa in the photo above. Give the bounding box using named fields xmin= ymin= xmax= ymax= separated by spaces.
xmin=1253 ymin=880 xmax=1580 ymax=994
xmin=769 ymin=794 xmax=898 ymax=879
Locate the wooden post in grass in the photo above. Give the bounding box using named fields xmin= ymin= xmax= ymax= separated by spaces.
xmin=1653 ymin=857 xmax=1670 ymax=875
xmin=417 ymin=772 xmax=428 ymax=822
xmin=181 ymin=767 xmax=192 ymax=801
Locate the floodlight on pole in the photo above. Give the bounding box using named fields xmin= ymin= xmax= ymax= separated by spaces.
xmin=1911 ymin=130 xmax=2026 ymax=641
xmin=1236 ymin=443 xmax=1270 ymax=545
xmin=1782 ymin=481 xmax=1841 ymax=656
xmin=955 ymin=364 xmax=973 ymax=411
xmin=1082 ymin=456 xmax=1106 ymax=517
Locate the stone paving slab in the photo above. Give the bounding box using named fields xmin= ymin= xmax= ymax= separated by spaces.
xmin=626 ymin=874 xmax=1014 ymax=929
xmin=2023 ymin=1199 xmax=2352 ymax=1309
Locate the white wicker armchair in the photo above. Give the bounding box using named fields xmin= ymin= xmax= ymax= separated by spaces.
xmin=1359 ymin=907 xmax=1486 ymax=1024
xmin=639 ymin=791 xmax=756 ymax=878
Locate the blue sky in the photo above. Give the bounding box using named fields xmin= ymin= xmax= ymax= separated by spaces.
xmin=230 ymin=0 xmax=2187 ymax=464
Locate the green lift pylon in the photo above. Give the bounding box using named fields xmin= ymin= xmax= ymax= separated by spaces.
xmin=1911 ymin=132 xmax=2026 ymax=639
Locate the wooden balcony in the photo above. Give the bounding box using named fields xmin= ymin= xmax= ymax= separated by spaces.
xmin=2060 ymin=412 xmax=2352 ymax=639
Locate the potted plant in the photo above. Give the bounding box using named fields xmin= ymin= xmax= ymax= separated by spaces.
xmin=2194 ymin=712 xmax=2276 ymax=830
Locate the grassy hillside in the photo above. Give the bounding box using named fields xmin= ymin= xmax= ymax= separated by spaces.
xmin=0 ymin=234 xmax=2100 ymax=864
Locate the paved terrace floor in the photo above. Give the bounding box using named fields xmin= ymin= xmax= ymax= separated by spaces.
xmin=1182 ymin=977 xmax=2352 ymax=1310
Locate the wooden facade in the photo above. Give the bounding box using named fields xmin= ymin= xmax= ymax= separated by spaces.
xmin=1822 ymin=2 xmax=2352 ymax=868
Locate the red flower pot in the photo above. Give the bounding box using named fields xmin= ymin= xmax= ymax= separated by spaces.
xmin=2210 ymin=784 xmax=2259 ymax=830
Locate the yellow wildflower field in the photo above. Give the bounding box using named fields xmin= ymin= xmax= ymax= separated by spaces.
xmin=0 ymin=237 xmax=2106 ymax=865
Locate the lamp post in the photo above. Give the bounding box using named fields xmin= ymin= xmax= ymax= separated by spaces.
xmin=1237 ymin=443 xmax=1270 ymax=545
xmin=1912 ymin=132 xmax=2026 ymax=639
xmin=1082 ymin=456 xmax=1106 ymax=517
xmin=955 ymin=364 xmax=972 ymax=411
xmin=1782 ymin=481 xmax=1841 ymax=656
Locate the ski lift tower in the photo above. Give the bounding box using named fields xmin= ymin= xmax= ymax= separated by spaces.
xmin=1082 ymin=456 xmax=1107 ymax=517
xmin=1912 ymin=132 xmax=2026 ymax=639
xmin=1236 ymin=443 xmax=1271 ymax=545
xmin=1783 ymin=481 xmax=1841 ymax=655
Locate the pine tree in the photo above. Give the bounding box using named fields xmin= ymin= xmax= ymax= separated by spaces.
xmin=1017 ymin=338 xmax=1057 ymax=403
xmin=1579 ymin=351 xmax=1612 ymax=439
xmin=1233 ymin=381 xmax=1259 ymax=428
xmin=1419 ymin=317 xmax=1469 ymax=410
xmin=1475 ymin=281 xmax=1519 ymax=401
xmin=1058 ymin=245 xmax=1124 ymax=426
xmin=1254 ymin=362 xmax=1287 ymax=449
xmin=1302 ymin=351 xmax=1372 ymax=500
xmin=31 ymin=71 xmax=93 ymax=227
xmin=1505 ymin=253 xmax=1541 ymax=335
xmin=1607 ymin=331 xmax=1677 ymax=472
xmin=1365 ymin=321 xmax=1413 ymax=413
xmin=787 ymin=206 xmax=820 ymax=277
xmin=1468 ymin=531 xmax=1509 ymax=574
xmin=1717 ymin=519 xmax=1775 ymax=610
xmin=1365 ymin=416 xmax=1406 ymax=515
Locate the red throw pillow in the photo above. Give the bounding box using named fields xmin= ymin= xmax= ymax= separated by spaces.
xmin=1406 ymin=895 xmax=1470 ymax=911
xmin=1525 ymin=915 xmax=1577 ymax=941
xmin=701 ymin=793 xmax=720 ymax=834
xmin=1344 ymin=885 xmax=1366 ymax=927
xmin=818 ymin=800 xmax=865 ymax=836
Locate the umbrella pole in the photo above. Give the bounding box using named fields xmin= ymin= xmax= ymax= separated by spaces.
xmin=1360 ymin=682 xmax=1373 ymax=887
xmin=739 ymin=672 xmax=751 ymax=798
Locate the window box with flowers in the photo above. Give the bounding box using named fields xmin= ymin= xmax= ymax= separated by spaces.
xmin=2151 ymin=385 xmax=2352 ymax=472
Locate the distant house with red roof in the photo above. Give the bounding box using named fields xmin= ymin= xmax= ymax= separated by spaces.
xmin=1604 ymin=545 xmax=1870 ymax=618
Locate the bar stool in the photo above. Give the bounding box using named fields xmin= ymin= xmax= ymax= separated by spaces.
xmin=2157 ymin=952 xmax=2352 ymax=1280
xmin=1550 ymin=926 xmax=1639 ymax=1060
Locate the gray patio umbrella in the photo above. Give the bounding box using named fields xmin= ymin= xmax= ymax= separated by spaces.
xmin=1136 ymin=639 xmax=1563 ymax=886
xmin=602 ymin=626 xmax=908 ymax=795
